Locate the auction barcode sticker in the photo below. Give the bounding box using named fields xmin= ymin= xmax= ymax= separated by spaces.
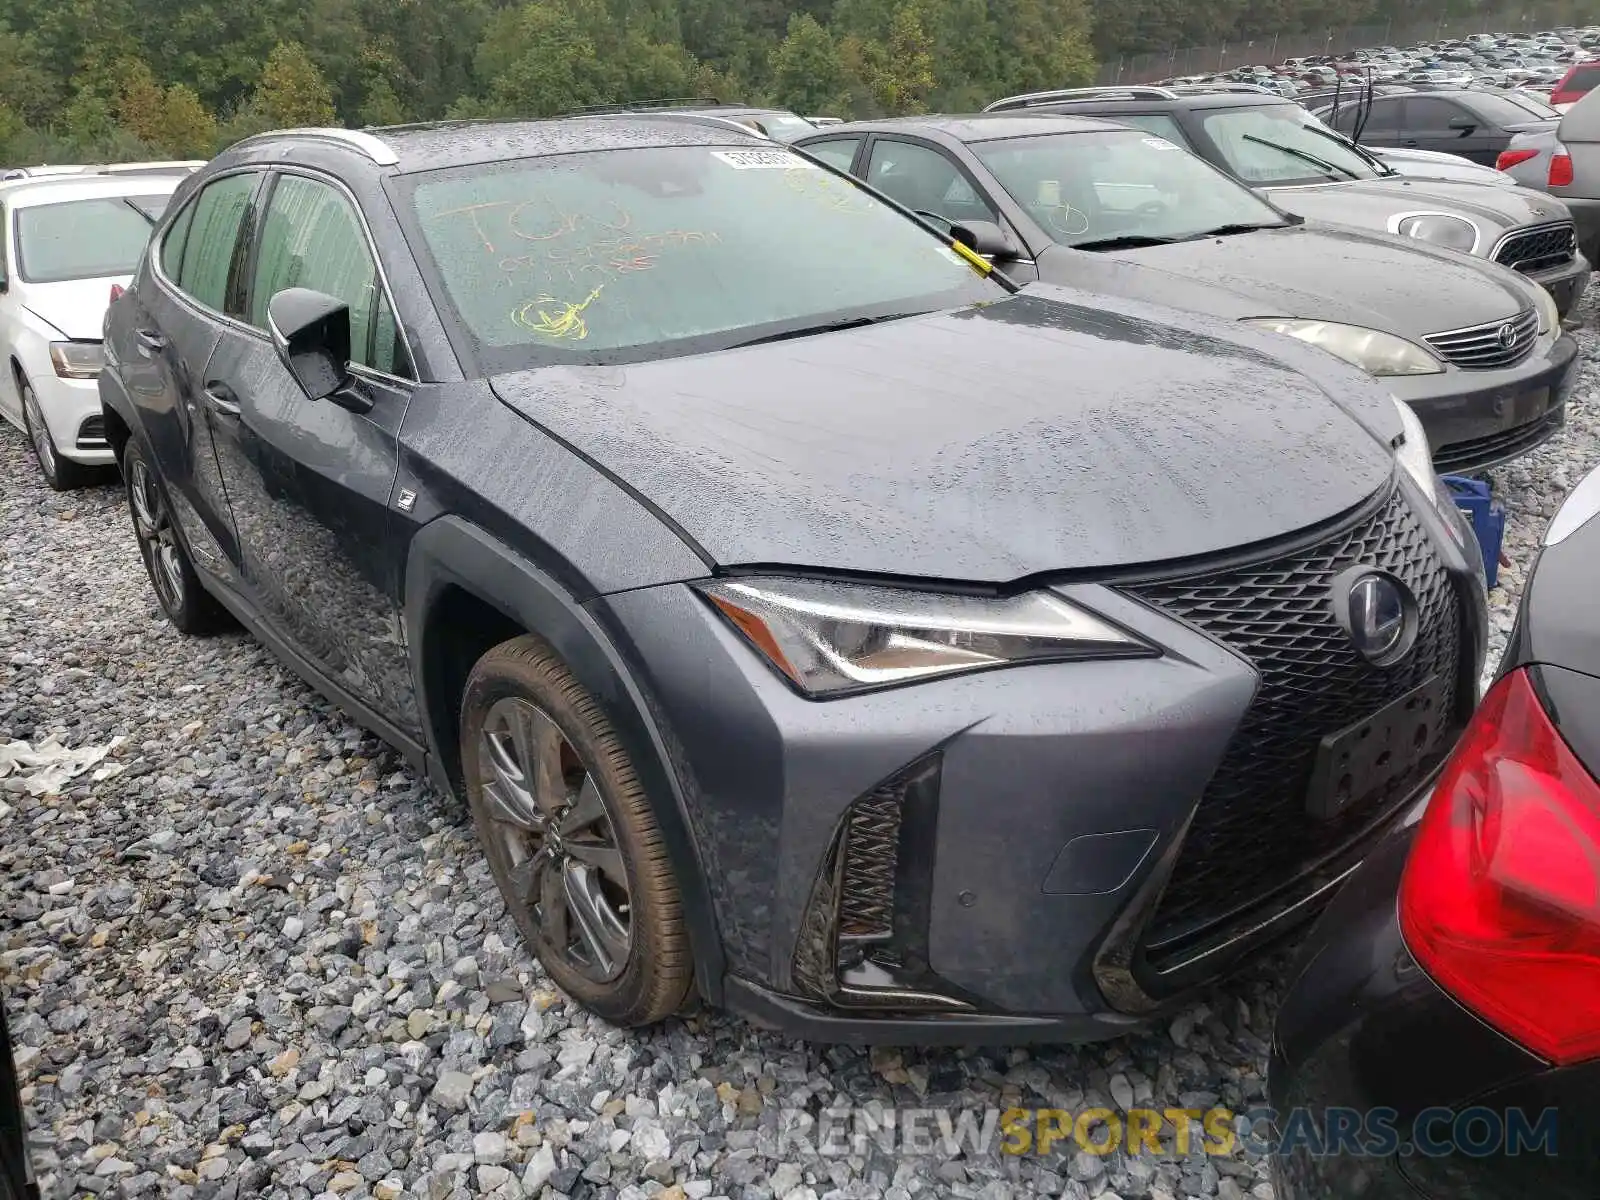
xmin=712 ymin=148 xmax=817 ymax=169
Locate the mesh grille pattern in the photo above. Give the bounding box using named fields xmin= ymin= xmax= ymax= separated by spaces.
xmin=837 ymin=786 xmax=904 ymax=940
xmin=1126 ymin=488 xmax=1463 ymax=947
xmin=1494 ymin=222 xmax=1577 ymax=273
xmin=1424 ymin=308 xmax=1538 ymax=370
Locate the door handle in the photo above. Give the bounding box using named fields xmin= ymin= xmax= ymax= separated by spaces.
xmin=203 ymin=381 xmax=241 ymax=418
xmin=134 ymin=328 xmax=167 ymax=355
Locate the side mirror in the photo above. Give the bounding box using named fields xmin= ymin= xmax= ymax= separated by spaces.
xmin=1447 ymin=116 xmax=1478 ymax=132
xmin=267 ymin=287 xmax=354 ymax=403
xmin=950 ymin=219 xmax=1021 ymax=262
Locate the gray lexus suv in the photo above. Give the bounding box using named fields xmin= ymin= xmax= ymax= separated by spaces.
xmin=100 ymin=117 xmax=1487 ymax=1041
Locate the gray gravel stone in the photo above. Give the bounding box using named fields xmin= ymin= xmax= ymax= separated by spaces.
xmin=4 ymin=295 xmax=1597 ymax=1200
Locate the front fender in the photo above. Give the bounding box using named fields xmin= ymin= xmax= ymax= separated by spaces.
xmin=403 ymin=516 xmax=725 ymax=1004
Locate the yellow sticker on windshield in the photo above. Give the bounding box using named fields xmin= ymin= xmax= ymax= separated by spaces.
xmin=950 ymin=239 xmax=993 ymax=275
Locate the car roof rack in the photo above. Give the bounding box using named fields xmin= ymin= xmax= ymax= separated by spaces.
xmin=234 ymin=127 xmax=400 ymax=166
xmin=562 ymin=97 xmax=723 ymax=116
xmin=983 ymin=85 xmax=1178 ymax=111
xmin=1167 ymin=82 xmax=1278 ymax=95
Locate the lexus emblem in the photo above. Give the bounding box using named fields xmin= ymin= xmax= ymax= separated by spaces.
xmin=1497 ymin=322 xmax=1517 ymax=349
xmin=1331 ymin=567 xmax=1417 ymax=666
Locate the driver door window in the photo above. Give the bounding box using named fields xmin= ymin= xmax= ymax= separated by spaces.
xmin=865 ymin=140 xmax=998 ymax=227
xmin=247 ymin=173 xmax=408 ymax=376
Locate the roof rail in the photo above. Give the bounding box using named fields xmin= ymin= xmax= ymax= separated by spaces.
xmin=983 ymin=85 xmax=1178 ymax=111
xmin=1168 ymin=82 xmax=1277 ymax=95
xmin=562 ymin=97 xmax=722 ymax=116
xmin=235 ymin=127 xmax=399 ymax=166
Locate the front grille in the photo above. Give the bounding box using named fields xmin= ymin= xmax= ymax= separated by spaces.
xmin=836 ymin=786 xmax=903 ymax=942
xmin=1424 ymin=308 xmax=1538 ymax=370
xmin=1494 ymin=221 xmax=1577 ymax=274
xmin=75 ymin=414 xmax=107 ymax=449
xmin=1434 ymin=403 xmax=1566 ymax=473
xmin=1125 ymin=487 xmax=1464 ymax=957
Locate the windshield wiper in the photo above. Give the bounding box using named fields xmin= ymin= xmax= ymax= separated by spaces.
xmin=725 ymin=312 xmax=928 ymax=349
xmin=121 ymin=197 xmax=160 ymax=225
xmin=1186 ymin=221 xmax=1291 ymax=238
xmin=1300 ymin=123 xmax=1397 ymax=176
xmin=1071 ymin=234 xmax=1181 ymax=251
xmin=1241 ymin=134 xmax=1358 ymax=180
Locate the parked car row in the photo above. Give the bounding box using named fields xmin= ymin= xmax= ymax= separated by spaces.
xmin=1167 ymin=24 xmax=1600 ymax=101
xmin=4 ymin=99 xmax=1598 ymax=1200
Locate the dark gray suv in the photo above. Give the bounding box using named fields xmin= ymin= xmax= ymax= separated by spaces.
xmin=100 ymin=118 xmax=1487 ymax=1042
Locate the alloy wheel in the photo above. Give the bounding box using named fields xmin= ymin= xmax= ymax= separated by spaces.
xmin=22 ymin=385 xmax=57 ymax=484
xmin=478 ymin=696 xmax=632 ymax=982
xmin=127 ymin=459 xmax=187 ymax=614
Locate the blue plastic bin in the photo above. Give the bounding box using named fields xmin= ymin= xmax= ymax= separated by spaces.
xmin=1442 ymin=475 xmax=1505 ymax=589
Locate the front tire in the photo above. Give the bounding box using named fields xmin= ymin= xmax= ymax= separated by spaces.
xmin=20 ymin=380 xmax=91 ymax=491
xmin=122 ymin=439 xmax=230 ymax=635
xmin=461 ymin=635 xmax=693 ymax=1026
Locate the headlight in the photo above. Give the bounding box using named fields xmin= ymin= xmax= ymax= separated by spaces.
xmin=1533 ymin=283 xmax=1559 ymax=335
xmin=49 ymin=341 xmax=104 ymax=379
xmin=1393 ymin=212 xmax=1480 ymax=253
xmin=1243 ymin=318 xmax=1443 ymax=376
xmin=699 ymin=578 xmax=1152 ymax=697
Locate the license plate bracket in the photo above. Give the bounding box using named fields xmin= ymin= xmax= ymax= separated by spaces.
xmin=1306 ymin=674 xmax=1450 ymax=822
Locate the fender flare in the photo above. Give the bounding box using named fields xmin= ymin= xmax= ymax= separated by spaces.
xmin=404 ymin=515 xmax=725 ymax=1003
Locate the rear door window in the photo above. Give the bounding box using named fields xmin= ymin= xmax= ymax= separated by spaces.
xmin=804 ymin=138 xmax=862 ymax=172
xmin=175 ymin=173 xmax=260 ymax=312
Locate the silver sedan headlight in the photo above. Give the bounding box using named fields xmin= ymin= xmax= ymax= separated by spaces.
xmin=1533 ymin=283 xmax=1559 ymax=335
xmin=699 ymin=578 xmax=1153 ymax=697
xmin=1392 ymin=212 xmax=1480 ymax=254
xmin=1243 ymin=318 xmax=1444 ymax=377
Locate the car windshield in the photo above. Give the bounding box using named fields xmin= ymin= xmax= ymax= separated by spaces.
xmin=397 ymin=145 xmax=1002 ymax=368
xmin=14 ymin=194 xmax=170 ymax=283
xmin=744 ymin=114 xmax=818 ymax=142
xmin=971 ymin=129 xmax=1289 ymax=248
xmin=1201 ymin=103 xmax=1384 ymax=184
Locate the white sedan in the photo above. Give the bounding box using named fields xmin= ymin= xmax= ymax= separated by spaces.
xmin=0 ymin=172 xmax=183 ymax=488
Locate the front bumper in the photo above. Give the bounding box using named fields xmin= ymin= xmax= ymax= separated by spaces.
xmin=1390 ymin=331 xmax=1578 ymax=474
xmin=1523 ymin=248 xmax=1590 ymax=318
xmin=29 ymin=373 xmax=114 ymax=465
xmin=594 ymin=478 xmax=1487 ymax=1042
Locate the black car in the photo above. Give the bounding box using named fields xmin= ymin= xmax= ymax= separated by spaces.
xmin=795 ymin=114 xmax=1578 ymax=474
xmin=1270 ymin=465 xmax=1600 ymax=1198
xmin=102 ymin=118 xmax=1487 ymax=1042
xmin=978 ymin=86 xmax=1590 ymax=318
xmin=1318 ymin=86 xmax=1561 ymax=164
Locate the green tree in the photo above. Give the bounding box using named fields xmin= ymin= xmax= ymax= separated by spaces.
xmin=769 ymin=14 xmax=850 ymax=114
xmin=156 ymin=83 xmax=217 ymax=155
xmin=872 ymin=3 xmax=936 ymax=113
xmin=253 ymin=40 xmax=338 ymax=127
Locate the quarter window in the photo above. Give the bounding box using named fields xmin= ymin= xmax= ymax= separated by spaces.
xmin=249 ymin=174 xmax=398 ymax=374
xmin=175 ymin=173 xmax=258 ymax=311
xmin=161 ymin=198 xmax=195 ymax=280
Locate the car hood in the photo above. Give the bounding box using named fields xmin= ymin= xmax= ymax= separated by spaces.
xmin=18 ymin=277 xmax=128 ymax=340
xmin=1052 ymin=223 xmax=1530 ymax=333
xmin=1263 ymin=176 xmax=1573 ymax=238
xmin=489 ymin=287 xmax=1398 ymax=582
xmin=1370 ymin=146 xmax=1517 ymax=185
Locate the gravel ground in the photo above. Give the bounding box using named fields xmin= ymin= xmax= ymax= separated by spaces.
xmin=2 ymin=304 xmax=1598 ymax=1200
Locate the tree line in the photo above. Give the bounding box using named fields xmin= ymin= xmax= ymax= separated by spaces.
xmin=0 ymin=0 xmax=1584 ymax=165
